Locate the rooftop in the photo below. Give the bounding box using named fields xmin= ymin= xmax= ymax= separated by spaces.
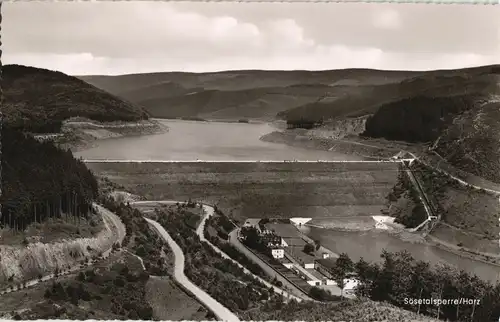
xmin=266 ymin=223 xmax=303 ymax=238
xmin=282 ymin=236 xmax=307 ymax=247
xmin=285 ymin=245 xmax=316 ymax=264
xmin=306 ymin=268 xmax=329 ymax=280
xmin=315 ymin=258 xmax=338 ymax=270
xmin=277 ymin=256 xmax=292 ymax=264
xmin=243 ymin=218 xmax=261 ymax=227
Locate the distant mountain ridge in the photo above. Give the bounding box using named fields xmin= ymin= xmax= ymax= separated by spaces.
xmin=79 ymin=65 xmax=500 ymax=122
xmin=78 ymin=65 xmax=500 ymax=183
xmin=79 ymin=68 xmax=420 ymax=121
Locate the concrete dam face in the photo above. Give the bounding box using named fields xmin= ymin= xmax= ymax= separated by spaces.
xmin=290 ymin=217 xmax=313 ymax=226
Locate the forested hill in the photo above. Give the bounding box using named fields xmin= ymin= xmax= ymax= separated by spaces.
xmin=2 ymin=64 xmax=150 ymax=133
xmin=0 ymin=126 xmax=99 ymax=231
xmin=79 ymin=68 xmax=421 ymax=121
xmin=361 ymin=70 xmax=500 ymax=183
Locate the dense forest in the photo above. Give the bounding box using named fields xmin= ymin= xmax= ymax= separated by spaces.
xmin=0 ymin=126 xmax=99 ymax=230
xmin=353 ymin=250 xmax=500 ymax=322
xmin=363 ymin=95 xmax=482 ymax=143
xmin=286 ymin=118 xmax=323 ymax=129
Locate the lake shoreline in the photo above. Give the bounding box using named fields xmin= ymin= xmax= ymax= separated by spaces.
xmin=63 ymin=119 xmax=169 ymax=152
xmin=304 ymin=225 xmax=500 ymax=283
xmin=75 ymin=119 xmax=358 ymax=161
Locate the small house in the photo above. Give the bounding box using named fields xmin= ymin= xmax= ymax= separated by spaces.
xmin=304 ymin=262 xmax=315 ymax=269
xmin=261 ymin=234 xmax=288 ymax=248
xmin=343 ymin=278 xmax=360 ymax=297
xmin=271 ymin=248 xmax=285 ymax=259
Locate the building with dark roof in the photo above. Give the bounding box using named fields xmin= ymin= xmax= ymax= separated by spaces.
xmin=314 ymin=258 xmax=337 ymax=279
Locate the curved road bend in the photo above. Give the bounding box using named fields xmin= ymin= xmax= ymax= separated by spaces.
xmin=0 ymin=203 xmax=126 ymax=296
xmin=144 ymin=217 xmax=240 ymax=322
xmin=130 ymin=200 xmax=303 ymax=302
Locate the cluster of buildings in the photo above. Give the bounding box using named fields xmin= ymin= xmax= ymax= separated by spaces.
xmin=241 ymin=218 xmax=288 ymax=259
xmin=241 ymin=218 xmax=359 ymax=293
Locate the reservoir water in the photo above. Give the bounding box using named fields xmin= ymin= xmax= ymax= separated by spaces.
xmin=75 ymin=119 xmax=361 ymax=161
xmin=302 ymin=226 xmax=500 ymax=283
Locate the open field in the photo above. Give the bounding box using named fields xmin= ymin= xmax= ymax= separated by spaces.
xmin=87 ymin=162 xmax=400 ymax=223
xmin=145 ymin=275 xmax=208 ymax=320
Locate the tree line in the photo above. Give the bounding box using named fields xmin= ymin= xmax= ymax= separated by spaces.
xmin=286 ymin=118 xmax=323 ymax=129
xmin=1 ymin=126 xmax=99 ymax=231
xmin=156 ymin=205 xmax=282 ymax=315
xmin=349 ymin=250 xmax=500 ymax=321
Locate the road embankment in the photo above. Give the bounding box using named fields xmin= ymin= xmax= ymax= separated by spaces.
xmin=0 ymin=203 xmax=125 ymax=293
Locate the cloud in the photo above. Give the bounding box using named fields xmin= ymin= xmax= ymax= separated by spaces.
xmin=372 ymin=9 xmax=401 ymax=30
xmin=265 ymin=19 xmax=315 ymax=51
xmin=2 ymin=2 xmax=500 ymax=74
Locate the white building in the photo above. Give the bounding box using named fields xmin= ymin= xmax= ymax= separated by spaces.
xmin=343 ymin=278 xmax=360 ymax=297
xmin=304 ymin=262 xmax=315 ymax=269
xmin=306 ymin=279 xmax=322 ymax=286
xmin=271 ymin=248 xmax=285 ymax=259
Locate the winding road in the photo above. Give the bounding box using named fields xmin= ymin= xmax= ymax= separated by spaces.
xmin=145 ymin=216 xmax=240 ymax=322
xmin=131 ymin=200 xmax=303 ymax=302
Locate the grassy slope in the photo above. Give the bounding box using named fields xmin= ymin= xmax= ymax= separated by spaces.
xmin=86 ymin=162 xmax=399 ymax=223
xmin=2 ymin=64 xmax=149 ymax=129
xmin=385 ymin=160 xmax=500 ymax=255
xmin=412 ymin=163 xmax=500 ymax=255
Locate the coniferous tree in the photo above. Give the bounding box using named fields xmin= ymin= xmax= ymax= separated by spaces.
xmin=1 ymin=126 xmax=98 ymax=230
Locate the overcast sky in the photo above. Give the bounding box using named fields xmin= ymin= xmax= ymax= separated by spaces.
xmin=3 ymin=2 xmax=500 ymax=75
